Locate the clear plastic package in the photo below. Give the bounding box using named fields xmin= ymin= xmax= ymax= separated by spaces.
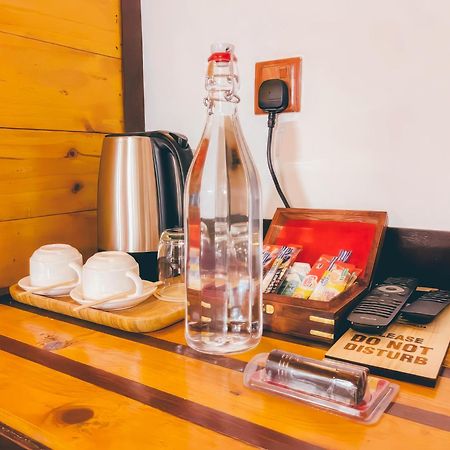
xmin=243 ymin=350 xmax=399 ymax=424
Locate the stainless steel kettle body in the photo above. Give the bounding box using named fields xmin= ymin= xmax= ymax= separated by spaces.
xmin=97 ymin=132 xmax=193 ymax=255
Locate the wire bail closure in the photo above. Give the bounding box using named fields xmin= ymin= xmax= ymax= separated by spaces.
xmin=203 ymin=54 xmax=240 ymax=113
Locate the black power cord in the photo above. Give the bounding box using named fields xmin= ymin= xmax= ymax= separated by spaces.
xmin=266 ymin=111 xmax=290 ymax=208
xmin=258 ymin=79 xmax=291 ymax=208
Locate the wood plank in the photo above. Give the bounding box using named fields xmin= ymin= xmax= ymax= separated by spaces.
xmin=0 ymin=33 xmax=123 ymax=132
xmin=0 ymin=335 xmax=317 ymax=450
xmin=155 ymin=322 xmax=450 ymax=371
xmin=3 ymin=299 xmax=449 ymax=419
xmin=153 ymin=323 xmax=450 ymax=417
xmin=0 ymin=211 xmax=97 ymax=288
xmin=0 ymin=305 xmax=449 ymax=449
xmin=6 ymin=296 xmax=449 ymax=420
xmin=0 ymin=0 xmax=121 ymax=58
xmin=0 ymin=129 xmax=103 ymax=221
xmin=0 ymin=350 xmax=253 ymax=450
xmin=0 ymin=420 xmax=50 ymax=450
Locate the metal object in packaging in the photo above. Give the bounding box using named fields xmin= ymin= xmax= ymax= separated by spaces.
xmin=243 ymin=351 xmax=399 ymax=424
xmin=265 ymin=349 xmax=368 ymax=406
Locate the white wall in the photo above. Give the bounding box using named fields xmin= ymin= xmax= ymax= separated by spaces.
xmin=141 ymin=0 xmax=450 ymax=230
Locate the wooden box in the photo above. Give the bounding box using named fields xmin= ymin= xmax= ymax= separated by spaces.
xmin=263 ymin=208 xmax=387 ymax=344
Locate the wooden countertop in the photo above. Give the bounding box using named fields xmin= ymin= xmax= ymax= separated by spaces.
xmin=0 ymin=295 xmax=449 ymax=449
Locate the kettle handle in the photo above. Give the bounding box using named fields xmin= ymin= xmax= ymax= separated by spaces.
xmin=144 ymin=131 xmax=193 ymax=230
xmin=145 ymin=131 xmax=191 ymax=184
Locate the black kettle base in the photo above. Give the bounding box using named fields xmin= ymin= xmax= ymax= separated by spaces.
xmin=129 ymin=251 xmax=158 ymax=282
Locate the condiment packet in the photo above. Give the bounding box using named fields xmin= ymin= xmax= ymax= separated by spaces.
xmin=263 ymin=245 xmax=303 ymax=294
xmin=309 ymin=250 xmax=353 ymax=301
xmin=292 ymin=254 xmax=334 ymax=299
xmin=346 ymin=269 xmax=362 ymax=289
xmin=277 ymin=262 xmax=312 ymax=296
xmin=310 ymin=261 xmax=356 ymax=301
xmin=310 ymin=249 xmax=355 ymax=301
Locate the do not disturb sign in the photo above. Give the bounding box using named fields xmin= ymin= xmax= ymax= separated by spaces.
xmin=343 ymin=332 xmax=432 ymax=365
xmin=326 ymin=308 xmax=450 ymax=386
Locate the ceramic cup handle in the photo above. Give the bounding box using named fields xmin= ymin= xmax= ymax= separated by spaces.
xmin=68 ymin=262 xmax=82 ymax=285
xmin=126 ymin=271 xmax=143 ymax=296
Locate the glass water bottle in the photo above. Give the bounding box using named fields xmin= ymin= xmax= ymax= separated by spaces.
xmin=184 ymin=43 xmax=263 ymax=354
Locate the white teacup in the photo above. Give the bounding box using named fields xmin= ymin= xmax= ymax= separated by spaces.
xmin=29 ymin=244 xmax=82 ymax=287
xmin=71 ymin=251 xmax=143 ymax=301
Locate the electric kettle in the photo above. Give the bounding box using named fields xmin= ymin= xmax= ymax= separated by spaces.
xmin=97 ymin=131 xmax=193 ymax=279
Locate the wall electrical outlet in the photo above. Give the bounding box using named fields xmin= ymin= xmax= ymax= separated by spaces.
xmin=254 ymin=57 xmax=302 ymax=114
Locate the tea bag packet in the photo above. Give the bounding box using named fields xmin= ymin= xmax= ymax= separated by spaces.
xmin=310 ymin=261 xmax=356 ymax=301
xmin=263 ymin=246 xmax=302 ymax=294
xmin=277 ymin=262 xmax=311 ymax=296
xmin=309 ymin=250 xmax=353 ymax=301
xmin=262 ymin=245 xmax=282 ymax=277
xmin=346 ymin=268 xmax=362 ymax=289
xmin=292 ymin=254 xmax=334 ymax=299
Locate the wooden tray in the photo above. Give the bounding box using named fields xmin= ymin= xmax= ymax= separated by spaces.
xmin=9 ymin=284 xmax=184 ymax=333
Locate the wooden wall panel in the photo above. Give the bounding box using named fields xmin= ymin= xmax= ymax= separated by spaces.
xmin=0 ymin=1 xmax=125 ymax=288
xmin=0 ymin=33 xmax=123 ymax=132
xmin=0 ymin=0 xmax=121 ymax=57
xmin=0 ymin=129 xmax=102 ymax=221
xmin=0 ymin=211 xmax=97 ymax=288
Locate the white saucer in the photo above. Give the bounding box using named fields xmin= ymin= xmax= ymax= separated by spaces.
xmin=70 ymin=280 xmax=158 ymax=311
xmin=153 ymin=283 xmax=186 ymax=303
xmin=18 ymin=276 xmax=79 ymax=297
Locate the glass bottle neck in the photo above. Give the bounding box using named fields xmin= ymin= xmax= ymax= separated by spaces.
xmin=206 ymin=96 xmax=237 ymax=115
xmin=204 ymin=59 xmax=240 ymax=115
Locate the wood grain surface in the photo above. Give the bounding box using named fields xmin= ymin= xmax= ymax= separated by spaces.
xmin=0 ymin=349 xmax=252 ymax=450
xmin=0 ymin=212 xmax=97 ymax=288
xmin=0 ymin=129 xmax=102 ymax=221
xmin=0 ymin=33 xmax=123 ymax=132
xmin=9 ymin=284 xmax=184 ymax=333
xmin=0 ymin=420 xmax=51 ymax=450
xmin=0 ymin=0 xmax=121 ymax=58
xmin=0 ymin=0 xmax=124 ymax=289
xmin=0 ymin=297 xmax=448 ymax=449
